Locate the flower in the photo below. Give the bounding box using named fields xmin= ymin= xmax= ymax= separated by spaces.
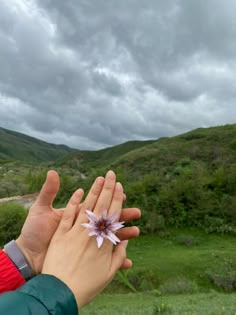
xmin=81 ymin=210 xmax=125 ymax=248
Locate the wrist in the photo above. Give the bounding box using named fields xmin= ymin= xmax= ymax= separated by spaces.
xmin=4 ymin=239 xmax=35 ymax=280
xmin=15 ymin=237 xmax=37 ymax=274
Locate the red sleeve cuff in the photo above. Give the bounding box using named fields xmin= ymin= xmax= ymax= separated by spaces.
xmin=0 ymin=249 xmax=26 ymax=293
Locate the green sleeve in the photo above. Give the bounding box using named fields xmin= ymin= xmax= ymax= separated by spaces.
xmin=0 ymin=274 xmax=78 ymax=315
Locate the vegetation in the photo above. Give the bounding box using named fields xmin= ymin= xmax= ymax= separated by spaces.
xmin=1 ymin=124 xmax=236 ymax=235
xmin=0 ymin=203 xmax=27 ymax=245
xmin=81 ymin=231 xmax=236 ymax=315
xmin=1 ymin=124 xmax=236 ymax=314
xmin=54 ymin=124 xmax=236 ymax=235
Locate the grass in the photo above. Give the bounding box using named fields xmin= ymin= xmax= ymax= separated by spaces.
xmin=81 ymin=229 xmax=236 ymax=315
xmin=82 ymin=292 xmax=236 ymax=315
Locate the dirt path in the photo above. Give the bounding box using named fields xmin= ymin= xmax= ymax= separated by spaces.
xmin=0 ymin=193 xmax=38 ymax=209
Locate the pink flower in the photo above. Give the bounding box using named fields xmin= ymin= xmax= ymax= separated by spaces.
xmin=81 ymin=210 xmax=125 ymax=248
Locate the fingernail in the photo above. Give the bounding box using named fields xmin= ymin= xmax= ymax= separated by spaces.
xmin=116 ymin=182 xmax=123 ymax=191
xmin=96 ymin=177 xmax=104 ymax=186
xmin=75 ymin=189 xmax=84 ymax=199
xmin=106 ymin=170 xmax=115 ymax=180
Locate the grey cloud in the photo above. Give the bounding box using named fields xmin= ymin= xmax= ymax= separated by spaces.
xmin=0 ymin=0 xmax=236 ymax=149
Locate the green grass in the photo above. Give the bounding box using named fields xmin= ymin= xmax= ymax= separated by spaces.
xmin=82 ymin=292 xmax=236 ymax=315
xmin=81 ymin=229 xmax=236 ymax=315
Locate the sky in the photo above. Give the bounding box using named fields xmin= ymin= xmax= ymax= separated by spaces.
xmin=0 ymin=0 xmax=236 ymax=150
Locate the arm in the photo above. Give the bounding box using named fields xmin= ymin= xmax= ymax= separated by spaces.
xmin=1 ymin=170 xmax=140 ymax=292
xmin=0 ymin=274 xmax=78 ymax=315
xmin=16 ymin=170 xmax=140 ymax=274
xmin=0 ymin=250 xmax=25 ymax=293
xmin=0 ymin=171 xmax=135 ymax=313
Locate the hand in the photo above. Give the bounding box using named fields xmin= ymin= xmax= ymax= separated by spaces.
xmin=16 ymin=170 xmax=140 ymax=273
xmin=42 ymin=170 xmax=130 ymax=308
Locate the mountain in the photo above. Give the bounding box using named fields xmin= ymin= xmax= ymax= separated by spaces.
xmin=56 ymin=139 xmax=156 ymax=172
xmin=55 ymin=124 xmax=236 ymax=233
xmin=1 ymin=123 xmax=236 ymax=232
xmin=0 ymin=127 xmax=77 ymax=162
xmin=57 ymin=124 xmax=236 ymax=177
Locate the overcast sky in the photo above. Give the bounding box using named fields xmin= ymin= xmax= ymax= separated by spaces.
xmin=0 ymin=0 xmax=236 ymax=150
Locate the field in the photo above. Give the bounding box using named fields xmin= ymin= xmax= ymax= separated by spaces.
xmin=81 ymin=230 xmax=236 ymax=315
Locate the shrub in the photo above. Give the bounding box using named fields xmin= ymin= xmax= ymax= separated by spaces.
xmin=206 ymin=268 xmax=236 ymax=292
xmin=159 ymin=277 xmax=198 ymax=295
xmin=0 ymin=202 xmax=27 ymax=245
xmin=204 ymin=216 xmax=236 ymax=235
xmin=116 ymin=269 xmax=159 ymax=292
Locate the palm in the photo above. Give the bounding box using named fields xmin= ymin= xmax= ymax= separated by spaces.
xmin=17 ymin=170 xmax=62 ymax=273
xmin=17 ymin=170 xmax=140 ymax=274
xmin=19 ymin=205 xmax=64 ymax=273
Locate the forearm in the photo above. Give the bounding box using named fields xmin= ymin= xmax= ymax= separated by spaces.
xmin=0 ymin=250 xmax=25 ymax=293
xmin=0 ymin=274 xmax=78 ymax=315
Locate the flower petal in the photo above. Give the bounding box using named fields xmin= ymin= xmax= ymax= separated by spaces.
xmin=101 ymin=210 xmax=108 ymax=219
xmin=96 ymin=235 xmax=104 ymax=248
xmin=89 ymin=230 xmax=98 ymax=237
xmin=107 ymin=212 xmax=118 ymax=224
xmin=106 ymin=231 xmax=121 ymax=244
xmin=111 ymin=221 xmax=125 ymax=231
xmin=81 ymin=223 xmax=94 ymax=229
xmin=86 ymin=210 xmax=98 ymax=223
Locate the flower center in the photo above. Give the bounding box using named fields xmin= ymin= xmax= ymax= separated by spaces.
xmin=98 ymin=221 xmax=106 ymax=231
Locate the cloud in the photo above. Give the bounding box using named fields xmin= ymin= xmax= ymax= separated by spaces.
xmin=0 ymin=0 xmax=236 ymax=149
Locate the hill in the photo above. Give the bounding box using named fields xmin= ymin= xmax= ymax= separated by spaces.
xmin=56 ymin=139 xmax=156 ymax=172
xmin=1 ymin=123 xmax=236 ymax=234
xmin=57 ymin=123 xmax=236 ymax=233
xmin=0 ymin=127 xmax=77 ymax=162
xmin=58 ymin=124 xmax=236 ymax=177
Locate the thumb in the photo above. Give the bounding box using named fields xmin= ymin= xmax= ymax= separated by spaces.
xmin=34 ymin=170 xmax=60 ymax=207
xmin=109 ymin=240 xmax=128 ymax=277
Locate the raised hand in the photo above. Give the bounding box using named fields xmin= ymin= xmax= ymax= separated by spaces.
xmin=42 ymin=171 xmax=132 ymax=308
xmin=16 ymin=170 xmax=140 ymax=274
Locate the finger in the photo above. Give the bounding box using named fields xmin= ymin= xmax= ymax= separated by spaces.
xmin=116 ymin=226 xmax=140 ymax=241
xmin=123 ymin=193 xmax=127 ymax=202
xmin=93 ymin=170 xmax=116 ymax=216
xmin=34 ymin=170 xmax=60 ymax=208
xmin=58 ymin=189 xmax=84 ymax=233
xmin=73 ymin=176 xmax=104 ymax=228
xmin=107 ymin=182 xmax=123 ymax=217
xmin=119 ymin=258 xmax=132 ymax=270
xmin=109 ymin=240 xmax=128 ymax=277
xmin=120 ymin=208 xmax=141 ymax=222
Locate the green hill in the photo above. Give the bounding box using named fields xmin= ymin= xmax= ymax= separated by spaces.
xmin=57 ymin=124 xmax=236 ymax=233
xmin=58 ymin=124 xmax=236 ymax=177
xmin=1 ymin=123 xmax=236 ymax=234
xmin=0 ymin=127 xmax=77 ymax=162
xmin=56 ymin=139 xmax=156 ymax=172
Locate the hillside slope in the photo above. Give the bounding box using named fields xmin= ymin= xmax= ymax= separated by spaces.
xmin=58 ymin=124 xmax=236 ymax=177
xmin=57 ymin=124 xmax=236 ymax=232
xmin=0 ymin=127 xmax=77 ymax=162
xmin=56 ymin=139 xmax=156 ymax=173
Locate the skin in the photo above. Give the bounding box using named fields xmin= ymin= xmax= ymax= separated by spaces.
xmin=16 ymin=170 xmax=141 ymax=274
xmin=42 ymin=170 xmax=131 ymax=308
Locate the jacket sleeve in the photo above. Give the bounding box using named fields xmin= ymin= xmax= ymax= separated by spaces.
xmin=0 ymin=249 xmax=25 ymax=293
xmin=0 ymin=274 xmax=78 ymax=315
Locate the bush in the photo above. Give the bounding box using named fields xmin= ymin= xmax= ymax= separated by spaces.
xmin=204 ymin=216 xmax=236 ymax=235
xmin=206 ymin=267 xmax=236 ymax=292
xmin=159 ymin=277 xmax=198 ymax=295
xmin=0 ymin=203 xmax=27 ymax=245
xmin=116 ymin=269 xmax=159 ymax=292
